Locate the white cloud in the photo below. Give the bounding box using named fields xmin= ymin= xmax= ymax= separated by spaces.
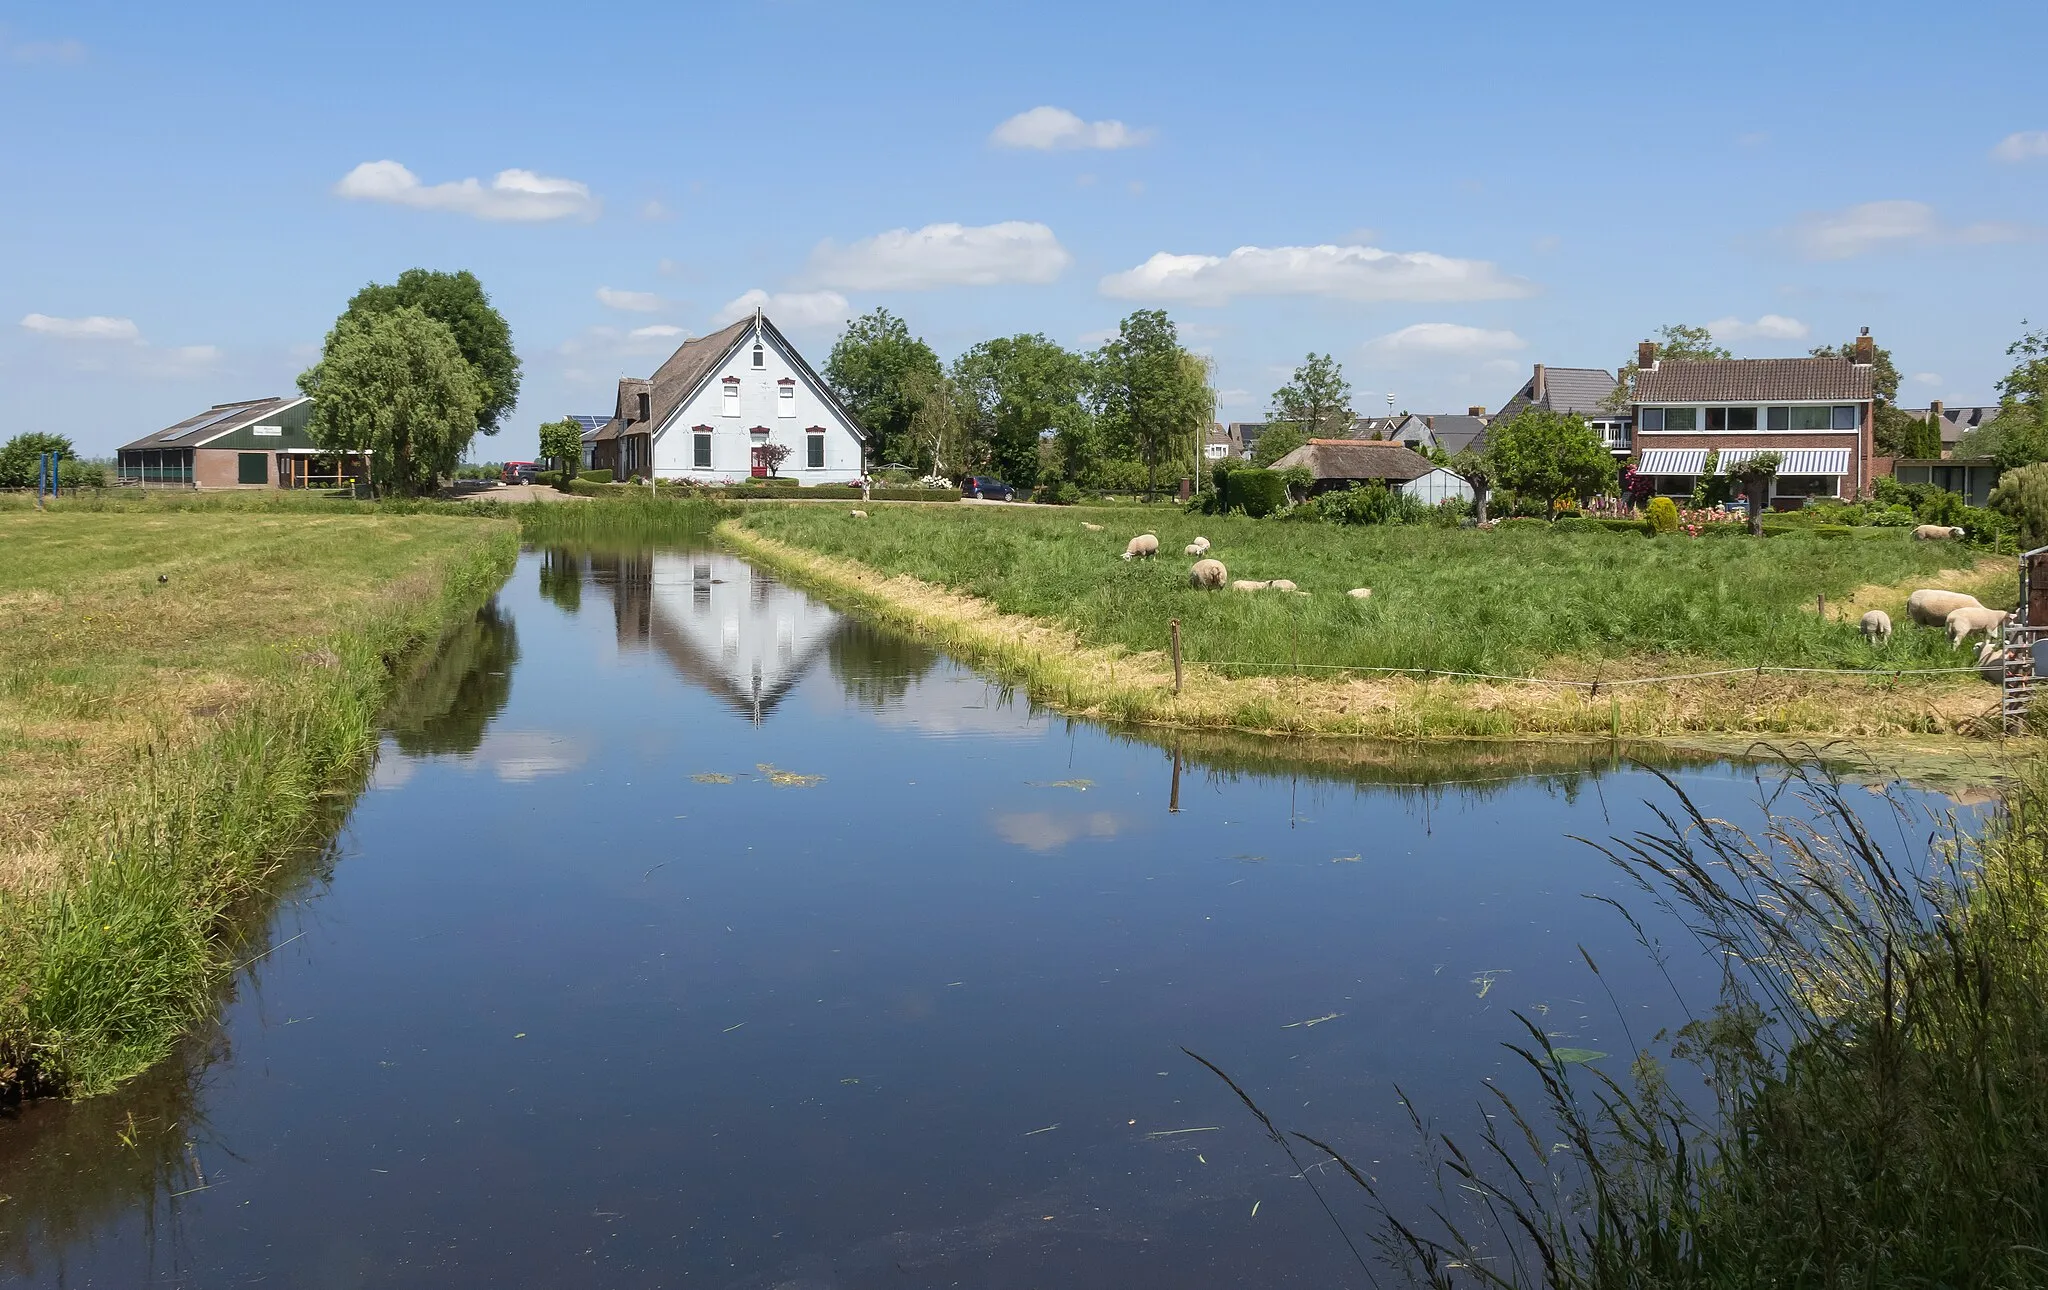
xmin=1910 ymin=371 xmax=1944 ymax=386
xmin=713 ymin=288 xmax=853 ymax=329
xmin=628 ymin=324 xmax=688 ymax=340
xmin=334 ymin=160 xmax=599 ymax=222
xmin=1992 ymin=131 xmax=2048 ymax=163
xmin=1362 ymin=322 xmax=1528 ymax=359
xmin=597 ymin=286 xmax=664 ymax=312
xmin=20 ymin=313 xmax=140 ymax=341
xmin=806 ymin=221 xmax=1070 ymax=290
xmin=1707 ymin=313 xmax=1811 ymax=342
xmin=1099 ymin=243 xmax=1534 ymax=306
xmin=1783 ymin=200 xmax=2032 ymax=260
xmin=990 ymin=106 xmax=1152 ymax=151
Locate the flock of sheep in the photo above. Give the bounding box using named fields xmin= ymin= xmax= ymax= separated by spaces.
xmin=1860 ymin=589 xmax=2012 ymax=680
xmin=1116 ymin=530 xmax=1375 ymax=599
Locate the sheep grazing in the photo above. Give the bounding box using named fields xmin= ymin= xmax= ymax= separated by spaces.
xmin=1945 ymin=606 xmax=2011 ymax=649
xmin=1190 ymin=536 xmax=1211 ymax=553
xmin=1081 ymin=522 xmax=1104 ymax=531
xmin=1977 ymin=640 xmax=2006 ymax=682
xmin=1188 ymin=558 xmax=1228 ymax=590
xmin=850 ymin=509 xmax=868 ymax=518
xmin=1346 ymin=587 xmax=1373 ymax=600
xmin=1230 ymin=579 xmax=1269 ymax=592
xmin=1859 ymin=609 xmax=1891 ymax=645
xmin=1267 ymin=579 xmax=1298 ymax=592
xmin=1121 ymin=533 xmax=1159 ymax=560
xmin=1183 ymin=543 xmax=1206 ymax=556
xmin=1911 ymin=524 xmax=1966 ymax=541
xmin=1906 ymin=588 xmax=1983 ymax=627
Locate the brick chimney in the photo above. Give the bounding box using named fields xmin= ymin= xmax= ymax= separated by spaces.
xmin=1930 ymin=399 xmax=1945 ymax=422
xmin=1637 ymin=340 xmax=1657 ymax=370
xmin=1467 ymin=405 xmax=1485 ymax=417
xmin=1532 ymin=363 xmax=1547 ymax=402
xmin=1854 ymin=327 xmax=1874 ymax=366
xmin=1424 ymin=415 xmax=1435 ymax=430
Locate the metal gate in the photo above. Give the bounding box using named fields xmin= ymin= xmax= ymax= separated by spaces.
xmin=2002 ymin=546 xmax=2048 ymax=734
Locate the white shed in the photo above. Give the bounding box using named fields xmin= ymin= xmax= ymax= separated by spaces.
xmin=1399 ymin=467 xmax=1474 ymax=506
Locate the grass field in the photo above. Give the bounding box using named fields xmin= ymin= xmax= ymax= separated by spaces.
xmin=0 ymin=508 xmax=517 ymax=1096
xmin=727 ymin=505 xmax=2022 ymax=743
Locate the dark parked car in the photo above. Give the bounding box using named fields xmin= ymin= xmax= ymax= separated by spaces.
xmin=502 ymin=461 xmax=539 ymax=483
xmin=961 ymin=475 xmax=1014 ymax=501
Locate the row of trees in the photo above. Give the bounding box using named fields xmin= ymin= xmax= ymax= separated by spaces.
xmin=823 ymin=308 xmax=1214 ymax=495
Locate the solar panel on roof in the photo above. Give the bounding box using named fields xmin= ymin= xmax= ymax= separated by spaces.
xmin=174 ymin=407 xmax=246 ymax=439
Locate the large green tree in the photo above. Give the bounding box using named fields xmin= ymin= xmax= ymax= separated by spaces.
xmin=1485 ymin=408 xmax=1615 ymax=516
xmin=1606 ymin=323 xmax=1733 ymax=411
xmin=298 ymin=306 xmax=484 ymax=496
xmin=1268 ymin=352 xmax=1354 ymax=440
xmin=341 ymin=269 xmax=519 ymax=435
xmin=0 ymin=432 xmax=74 ymax=489
xmin=1092 ymin=309 xmax=1210 ymax=497
xmin=953 ymin=334 xmax=1091 ymax=487
xmin=1250 ymin=422 xmax=1306 ymax=468
xmin=824 ymin=308 xmax=942 ymax=469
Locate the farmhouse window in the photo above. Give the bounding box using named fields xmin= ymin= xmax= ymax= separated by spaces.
xmin=752 ymin=343 xmax=765 ymax=369
xmin=694 ymin=433 xmax=712 ymax=468
xmin=722 ymin=381 xmax=740 ymax=417
xmin=807 ymin=432 xmax=825 ymax=469
xmin=778 ymin=383 xmax=795 ymax=416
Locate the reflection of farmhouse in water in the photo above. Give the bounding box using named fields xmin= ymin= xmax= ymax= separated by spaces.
xmin=584 ymin=551 xmax=844 ymax=722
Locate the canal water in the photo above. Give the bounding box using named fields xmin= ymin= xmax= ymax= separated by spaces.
xmin=0 ymin=543 xmax=1967 ymax=1287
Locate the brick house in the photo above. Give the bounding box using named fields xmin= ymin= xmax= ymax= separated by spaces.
xmin=1630 ymin=333 xmax=1876 ymax=504
xmin=115 ymin=396 xmax=367 ymax=489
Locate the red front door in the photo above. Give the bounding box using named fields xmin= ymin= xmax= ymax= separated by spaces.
xmin=750 ymin=446 xmax=769 ymax=477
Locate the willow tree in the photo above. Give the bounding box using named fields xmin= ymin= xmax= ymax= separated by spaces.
xmin=299 ymin=305 xmax=483 ymax=496
xmin=1094 ymin=309 xmax=1211 ymax=498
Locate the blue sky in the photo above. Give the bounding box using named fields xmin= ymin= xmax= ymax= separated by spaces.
xmin=5 ymin=0 xmax=2045 ymax=458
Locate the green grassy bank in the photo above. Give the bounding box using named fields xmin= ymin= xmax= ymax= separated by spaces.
xmin=725 ymin=505 xmax=2024 ymax=745
xmin=0 ymin=509 xmax=518 ymax=1098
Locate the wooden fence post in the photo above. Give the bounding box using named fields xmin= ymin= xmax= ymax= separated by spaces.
xmin=1170 ymin=618 xmax=1183 ymax=694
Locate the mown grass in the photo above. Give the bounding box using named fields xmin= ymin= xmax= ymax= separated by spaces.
xmin=1235 ymin=757 xmax=2048 ymax=1286
xmin=0 ymin=509 xmax=517 ymax=1097
xmin=737 ymin=506 xmax=2011 ymax=676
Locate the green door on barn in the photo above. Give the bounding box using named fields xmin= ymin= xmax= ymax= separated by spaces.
xmin=237 ymin=452 xmax=269 ymax=485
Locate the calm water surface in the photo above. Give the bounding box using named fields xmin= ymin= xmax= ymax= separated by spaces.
xmin=0 ymin=544 xmax=1964 ymax=1288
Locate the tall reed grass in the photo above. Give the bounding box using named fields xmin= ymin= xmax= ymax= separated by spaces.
xmin=1205 ymin=756 xmax=2048 ymax=1285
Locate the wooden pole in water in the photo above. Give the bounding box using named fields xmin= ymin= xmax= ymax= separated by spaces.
xmin=1169 ymin=746 xmax=1182 ymax=812
xmin=1170 ymin=618 xmax=1183 ymax=694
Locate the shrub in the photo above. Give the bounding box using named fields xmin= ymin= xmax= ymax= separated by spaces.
xmin=1496 ymin=516 xmax=1547 ymax=530
xmin=1318 ymin=481 xmax=1426 ymax=526
xmin=579 ymin=469 xmax=614 ymax=484
xmin=1038 ymin=480 xmax=1082 ymax=505
xmin=1646 ymin=496 xmax=1681 ymax=534
xmin=1222 ymin=468 xmax=1289 ymax=518
xmin=1597 ymin=517 xmax=1650 ymax=536
xmin=799 ymin=485 xmax=862 ymax=499
xmin=1956 ymin=504 xmax=2011 ymax=546
xmin=1990 ymin=463 xmax=2048 ymax=546
xmin=57 ymin=459 xmax=107 ymax=490
xmin=1549 ymin=515 xmax=1605 ymax=533
xmin=534 ymin=470 xmax=563 ymax=487
xmin=1429 ymin=496 xmax=1472 ymax=527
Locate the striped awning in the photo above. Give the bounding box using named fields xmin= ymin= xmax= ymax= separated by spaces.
xmin=1714 ymin=447 xmax=1851 ymax=476
xmin=1638 ymin=448 xmax=1706 ymax=475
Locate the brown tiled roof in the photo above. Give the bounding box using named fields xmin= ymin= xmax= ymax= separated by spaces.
xmin=1634 ymin=357 xmax=1872 ymax=403
xmin=1270 ymin=439 xmax=1433 ymax=482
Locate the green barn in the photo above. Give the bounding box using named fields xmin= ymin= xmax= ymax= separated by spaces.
xmin=116 ymin=396 xmax=367 ymax=489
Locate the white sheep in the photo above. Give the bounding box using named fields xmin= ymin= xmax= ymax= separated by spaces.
xmin=1081 ymin=522 xmax=1104 ymax=531
xmin=1859 ymin=609 xmax=1891 ymax=645
xmin=1945 ymin=606 xmax=2011 ymax=649
xmin=850 ymin=509 xmax=868 ymax=518
xmin=1190 ymin=536 xmax=1211 ymax=553
xmin=1906 ymin=589 xmax=1983 ymax=627
xmin=1183 ymin=543 xmax=1205 ymax=556
xmin=1189 ymin=558 xmax=1228 ymax=589
xmin=1976 ymin=640 xmax=2006 ymax=683
xmin=1911 ymin=524 xmax=1966 ymax=541
xmin=1230 ymin=579 xmax=1269 ymax=592
xmin=1267 ymin=579 xmax=1298 ymax=592
xmin=1347 ymin=587 xmax=1373 ymax=600
xmin=1122 ymin=533 xmax=1159 ymax=560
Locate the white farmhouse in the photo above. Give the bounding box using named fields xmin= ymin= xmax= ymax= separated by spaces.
xmin=590 ymin=310 xmax=868 ymax=484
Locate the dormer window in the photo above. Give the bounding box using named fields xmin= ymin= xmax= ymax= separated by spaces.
xmin=752 ymin=342 xmax=765 ymax=369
